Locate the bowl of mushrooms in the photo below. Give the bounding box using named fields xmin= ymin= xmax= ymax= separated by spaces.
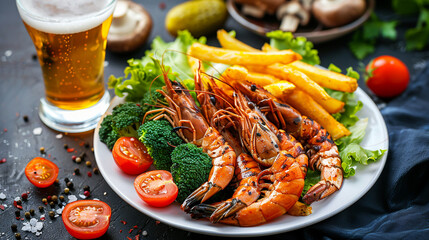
xmin=227 ymin=0 xmax=374 ymax=43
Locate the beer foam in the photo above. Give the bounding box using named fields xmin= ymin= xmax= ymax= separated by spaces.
xmin=17 ymin=0 xmax=116 ymax=34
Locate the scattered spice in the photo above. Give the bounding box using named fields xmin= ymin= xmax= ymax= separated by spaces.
xmin=11 ymin=223 xmax=18 ymax=232
xmin=83 ymin=185 xmax=90 ymax=192
xmin=54 ymin=179 xmax=59 ymax=185
xmin=42 ymin=198 xmax=47 ymax=204
xmin=59 ymin=195 xmax=65 ymax=202
xmin=120 ymin=220 xmax=127 ymax=225
xmin=74 ymin=168 xmax=80 ymax=175
xmin=16 ymin=199 xmax=22 ymax=205
xmin=67 ymin=148 xmax=75 ymax=153
xmin=83 ymin=191 xmax=90 ymax=197
xmin=15 ymin=210 xmax=20 ymax=217
xmin=39 ymin=147 xmax=45 ymax=154
xmin=64 ymin=188 xmax=70 ymax=194
xmin=93 ymin=167 xmax=99 ymax=174
xmin=85 ymin=143 xmax=90 ymax=148
xmin=75 ymin=157 xmax=82 ymax=163
xmin=48 ymin=210 xmax=55 ymax=218
xmin=15 ymin=232 xmax=21 ymax=240
xmin=49 ymin=201 xmax=55 ymax=207
xmin=128 ymin=228 xmax=133 ymax=234
xmin=159 ymin=2 xmax=166 ymax=9
xmin=87 ymin=171 xmax=92 ymax=177
xmin=29 ymin=209 xmax=35 ymax=216
xmin=47 ymin=196 xmax=52 ymax=202
xmin=23 ymin=115 xmax=29 ymax=122
xmin=63 ymin=144 xmax=68 ymax=149
xmin=0 ymin=158 xmax=6 ymax=164
xmin=21 ymin=193 xmax=28 ymax=201
xmin=64 ymin=178 xmax=70 ymax=183
xmin=85 ymin=161 xmax=92 ymax=167
xmin=38 ymin=206 xmax=44 ymax=212
xmin=25 ymin=211 xmax=31 ymax=219
xmin=66 ymin=181 xmax=74 ymax=189
xmin=71 ymin=155 xmax=76 ymax=161
xmin=52 ymin=195 xmax=58 ymax=203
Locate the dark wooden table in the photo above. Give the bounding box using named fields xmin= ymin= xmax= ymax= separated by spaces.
xmin=0 ymin=0 xmax=425 ymax=239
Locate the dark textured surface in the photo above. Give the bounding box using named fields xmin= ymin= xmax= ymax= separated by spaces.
xmin=1 ymin=0 xmax=428 ymax=239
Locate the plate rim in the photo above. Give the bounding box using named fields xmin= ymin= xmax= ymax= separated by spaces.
xmin=226 ymin=0 xmax=375 ymax=43
xmin=93 ymin=87 xmax=389 ymax=237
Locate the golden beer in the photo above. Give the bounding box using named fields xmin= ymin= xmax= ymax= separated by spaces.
xmin=18 ymin=0 xmax=115 ymax=110
xmin=17 ymin=0 xmax=117 ymax=132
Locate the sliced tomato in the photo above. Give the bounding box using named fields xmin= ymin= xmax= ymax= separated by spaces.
xmin=25 ymin=157 xmax=59 ymax=188
xmin=112 ymin=137 xmax=153 ymax=175
xmin=62 ymin=200 xmax=111 ymax=239
xmin=134 ymin=170 xmax=178 ymax=207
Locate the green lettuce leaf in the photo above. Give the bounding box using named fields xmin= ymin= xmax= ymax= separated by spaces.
xmin=267 ymin=31 xmax=320 ymax=66
xmin=341 ymin=143 xmax=386 ymax=178
xmin=301 ymin=169 xmax=320 ymax=197
xmin=108 ymin=30 xmax=205 ymax=102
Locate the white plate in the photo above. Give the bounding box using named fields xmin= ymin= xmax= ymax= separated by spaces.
xmin=93 ymin=87 xmax=388 ymax=237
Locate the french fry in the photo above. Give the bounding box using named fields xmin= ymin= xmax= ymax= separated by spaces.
xmin=248 ymin=63 xmax=345 ymax=114
xmin=217 ymin=29 xmax=258 ymax=52
xmin=263 ymin=81 xmax=296 ymax=96
xmin=283 ymin=89 xmax=350 ymax=140
xmin=222 ymin=65 xmax=249 ymax=82
xmin=189 ymin=42 xmax=302 ymax=66
xmin=262 ymin=44 xmax=358 ymax=93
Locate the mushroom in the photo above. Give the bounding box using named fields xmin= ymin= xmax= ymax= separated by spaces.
xmin=107 ymin=0 xmax=152 ymax=53
xmin=236 ymin=0 xmax=286 ymax=17
xmin=276 ymin=1 xmax=310 ymax=32
xmin=312 ymin=0 xmax=366 ymax=28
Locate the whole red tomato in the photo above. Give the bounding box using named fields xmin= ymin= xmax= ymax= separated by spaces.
xmin=365 ymin=55 xmax=410 ymax=98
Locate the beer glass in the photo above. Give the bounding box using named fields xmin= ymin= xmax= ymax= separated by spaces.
xmin=16 ymin=0 xmax=117 ymax=133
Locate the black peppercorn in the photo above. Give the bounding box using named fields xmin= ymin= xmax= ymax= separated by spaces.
xmin=16 ymin=200 xmax=22 ymax=206
xmin=66 ymin=181 xmax=74 ymax=189
xmin=64 ymin=188 xmax=70 ymax=194
xmin=30 ymin=209 xmax=35 ymax=215
xmin=39 ymin=206 xmax=44 ymax=212
xmin=52 ymin=195 xmax=58 ymax=202
xmin=83 ymin=185 xmax=90 ymax=192
xmin=64 ymin=177 xmax=70 ymax=183
xmin=15 ymin=233 xmax=21 ymax=240
xmin=15 ymin=210 xmax=20 ymax=217
xmin=49 ymin=210 xmax=55 ymax=218
xmin=25 ymin=211 xmax=31 ymax=219
xmin=11 ymin=223 xmax=18 ymax=232
xmin=59 ymin=195 xmax=65 ymax=202
xmin=23 ymin=115 xmax=29 ymax=122
xmin=49 ymin=201 xmax=55 ymax=207
xmin=74 ymin=168 xmax=80 ymax=175
xmin=93 ymin=167 xmax=99 ymax=174
xmin=63 ymin=144 xmax=68 ymax=149
xmin=85 ymin=160 xmax=92 ymax=167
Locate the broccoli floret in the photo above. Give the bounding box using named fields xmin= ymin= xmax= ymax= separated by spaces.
xmin=170 ymin=143 xmax=212 ymax=203
xmin=111 ymin=102 xmax=144 ymax=138
xmin=140 ymin=89 xmax=165 ymax=114
xmin=98 ymin=114 xmax=120 ymax=150
xmin=138 ymin=120 xmax=183 ymax=171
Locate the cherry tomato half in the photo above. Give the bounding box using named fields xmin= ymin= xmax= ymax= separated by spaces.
xmin=25 ymin=157 xmax=59 ymax=188
xmin=134 ymin=170 xmax=178 ymax=207
xmin=366 ymin=55 xmax=410 ymax=98
xmin=62 ymin=200 xmax=111 ymax=239
xmin=112 ymin=137 xmax=153 ymax=175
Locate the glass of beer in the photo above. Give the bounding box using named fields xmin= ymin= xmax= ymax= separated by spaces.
xmin=16 ymin=0 xmax=117 ymax=133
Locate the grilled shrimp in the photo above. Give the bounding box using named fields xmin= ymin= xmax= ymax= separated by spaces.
xmin=192 ymin=152 xmax=305 ymax=226
xmin=181 ymin=127 xmax=236 ymax=212
xmin=145 ymin=70 xmax=237 ymax=211
xmin=232 ymin=80 xmax=343 ymax=205
xmin=207 ymin=153 xmax=262 ymax=223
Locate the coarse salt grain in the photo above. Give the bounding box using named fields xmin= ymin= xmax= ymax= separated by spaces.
xmin=55 ymin=134 xmax=63 ymax=139
xmin=79 ymin=194 xmax=87 ymax=199
xmin=0 ymin=192 xmax=6 ymax=200
xmin=68 ymin=195 xmax=77 ymax=203
xmin=33 ymin=127 xmax=42 ymax=135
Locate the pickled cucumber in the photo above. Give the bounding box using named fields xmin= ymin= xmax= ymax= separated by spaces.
xmin=165 ymin=0 xmax=228 ymax=37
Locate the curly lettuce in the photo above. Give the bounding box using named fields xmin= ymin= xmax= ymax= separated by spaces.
xmin=108 ymin=30 xmax=206 ymax=102
xmin=326 ymin=64 xmax=386 ymax=178
xmin=267 ymin=30 xmax=320 ymax=66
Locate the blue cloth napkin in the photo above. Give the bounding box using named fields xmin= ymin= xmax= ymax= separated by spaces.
xmin=283 ymin=66 xmax=429 ymax=239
